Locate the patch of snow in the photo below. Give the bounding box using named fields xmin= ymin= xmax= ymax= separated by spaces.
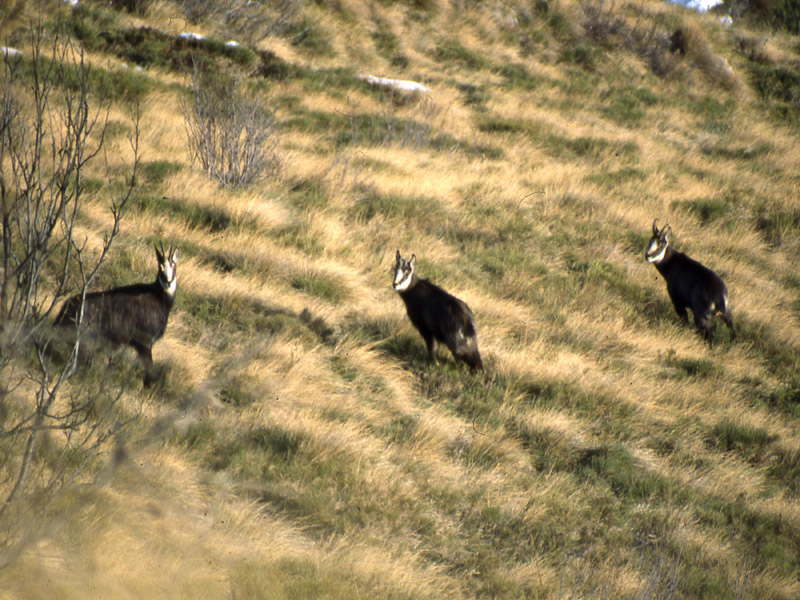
xmin=225 ymin=40 xmax=240 ymax=48
xmin=668 ymin=0 xmax=723 ymax=13
xmin=1 ymin=47 xmax=22 ymax=58
xmin=63 ymin=0 xmax=79 ymax=5
xmin=719 ymin=15 xmax=733 ymax=26
xmin=358 ymin=75 xmax=431 ymax=94
xmin=178 ymin=32 xmax=206 ymax=42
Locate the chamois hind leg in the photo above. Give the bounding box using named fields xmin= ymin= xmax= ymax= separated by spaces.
xmin=720 ymin=310 xmax=735 ymax=339
xmin=446 ymin=337 xmax=483 ymax=372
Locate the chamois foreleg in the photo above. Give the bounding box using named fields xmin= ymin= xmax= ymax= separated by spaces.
xmin=671 ymin=299 xmax=689 ymax=323
xmin=693 ymin=311 xmax=713 ymax=346
xmin=130 ymin=341 xmax=156 ymax=386
xmin=423 ymin=333 xmax=438 ymax=365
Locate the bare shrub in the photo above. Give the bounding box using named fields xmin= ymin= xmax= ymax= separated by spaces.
xmin=109 ymin=0 xmax=156 ymax=17
xmin=670 ymin=23 xmax=739 ymax=89
xmin=181 ymin=67 xmax=280 ymax=188
xmin=580 ymin=0 xmax=678 ymax=76
xmin=0 ymin=24 xmax=140 ymax=554
xmin=180 ymin=0 xmax=302 ymax=44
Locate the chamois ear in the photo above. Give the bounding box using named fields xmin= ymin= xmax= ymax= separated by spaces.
xmin=154 ymin=243 xmax=164 ymax=264
xmin=410 ymin=254 xmax=416 ymax=269
xmin=663 ymin=226 xmax=671 ymax=243
xmin=171 ymin=248 xmax=179 ymax=264
xmin=652 ymin=219 xmax=659 ymax=236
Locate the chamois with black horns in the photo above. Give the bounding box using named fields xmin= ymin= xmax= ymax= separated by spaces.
xmin=392 ymin=250 xmax=483 ymax=370
xmin=55 ymin=243 xmax=179 ymax=383
xmin=646 ymin=220 xmax=733 ymax=344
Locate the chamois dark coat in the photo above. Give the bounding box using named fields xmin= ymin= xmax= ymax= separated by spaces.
xmin=55 ymin=244 xmax=178 ymax=382
xmin=646 ymin=220 xmax=733 ymax=344
xmin=393 ymin=251 xmax=483 ymax=370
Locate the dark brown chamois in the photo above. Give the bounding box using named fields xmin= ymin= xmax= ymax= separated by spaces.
xmin=393 ymin=250 xmax=483 ymax=370
xmin=646 ymin=220 xmax=733 ymax=345
xmin=55 ymin=243 xmax=178 ymax=383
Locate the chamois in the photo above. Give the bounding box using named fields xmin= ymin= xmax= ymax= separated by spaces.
xmin=646 ymin=220 xmax=733 ymax=344
xmin=55 ymin=243 xmax=178 ymax=383
xmin=392 ymin=250 xmax=483 ymax=370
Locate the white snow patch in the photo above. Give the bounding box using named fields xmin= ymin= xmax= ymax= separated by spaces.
xmin=668 ymin=0 xmax=723 ymax=13
xmin=358 ymin=75 xmax=431 ymax=94
xmin=225 ymin=40 xmax=240 ymax=48
xmin=178 ymin=32 xmax=206 ymax=42
xmin=1 ymin=47 xmax=22 ymax=58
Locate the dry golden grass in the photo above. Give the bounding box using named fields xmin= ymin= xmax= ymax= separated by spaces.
xmin=2 ymin=0 xmax=800 ymax=598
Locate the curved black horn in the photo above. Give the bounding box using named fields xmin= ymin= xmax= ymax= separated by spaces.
xmin=652 ymin=219 xmax=659 ymax=235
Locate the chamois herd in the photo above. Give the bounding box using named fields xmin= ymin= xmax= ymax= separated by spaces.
xmin=54 ymin=221 xmax=734 ymax=383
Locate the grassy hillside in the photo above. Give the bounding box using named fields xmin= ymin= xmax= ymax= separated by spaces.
xmin=1 ymin=0 xmax=800 ymax=598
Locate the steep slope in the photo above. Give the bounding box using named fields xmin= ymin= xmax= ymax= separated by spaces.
xmin=1 ymin=0 xmax=800 ymax=598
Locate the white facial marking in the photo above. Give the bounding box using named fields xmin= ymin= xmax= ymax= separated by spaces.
xmin=646 ymin=245 xmax=666 ymax=263
xmin=393 ymin=268 xmax=411 ymax=292
xmin=165 ymin=276 xmax=177 ymax=297
xmin=161 ymin=261 xmax=177 ymax=297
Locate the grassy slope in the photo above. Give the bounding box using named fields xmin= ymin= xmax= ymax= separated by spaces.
xmin=2 ymin=0 xmax=800 ymax=598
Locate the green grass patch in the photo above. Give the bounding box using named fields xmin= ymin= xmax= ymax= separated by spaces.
xmin=762 ymin=374 xmax=800 ymax=418
xmin=601 ymin=86 xmax=659 ymax=127
xmin=290 ymin=270 xmax=348 ymax=303
xmin=230 ymin=557 xmax=378 ymax=600
xmin=135 ymin=194 xmax=237 ymax=233
xmin=140 ymin=160 xmax=183 ymax=184
xmin=275 ymin=222 xmax=325 ymax=256
xmin=373 ymin=413 xmax=420 ymax=445
xmin=456 ymin=82 xmax=490 ymax=108
xmin=94 ymin=27 xmax=255 ymax=72
xmin=350 ymin=188 xmax=445 ymax=228
xmin=584 ymin=167 xmax=646 ymax=187
xmin=282 ymin=109 xmax=349 ymax=135
xmin=749 ymin=61 xmax=800 ymax=128
xmin=288 ymin=19 xmax=335 ymax=56
xmin=494 ymin=62 xmax=543 ymax=90
xmin=754 ymin=204 xmax=800 ymax=247
xmin=179 ymin=292 xmax=311 ymax=339
xmin=735 ymin=315 xmax=800 ymax=378
xmin=665 ymin=350 xmax=720 ymax=379
xmin=218 ymin=376 xmax=258 ymax=408
xmin=433 ymin=39 xmax=489 ymax=70
xmin=579 ymin=445 xmax=675 ymax=500
xmin=287 ymin=177 xmax=329 ymax=211
xmin=706 ymin=420 xmax=777 ymax=461
xmin=674 ymin=197 xmax=731 ymax=225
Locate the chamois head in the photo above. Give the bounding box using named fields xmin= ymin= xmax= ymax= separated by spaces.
xmin=155 ymin=242 xmax=178 ymax=298
xmin=646 ymin=219 xmax=671 ymax=264
xmin=393 ymin=250 xmax=416 ymax=292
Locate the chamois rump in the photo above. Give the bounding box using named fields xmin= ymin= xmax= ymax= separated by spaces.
xmin=392 ymin=250 xmax=483 ymax=371
xmin=55 ymin=243 xmax=178 ymax=383
xmin=646 ymin=220 xmax=733 ymax=344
